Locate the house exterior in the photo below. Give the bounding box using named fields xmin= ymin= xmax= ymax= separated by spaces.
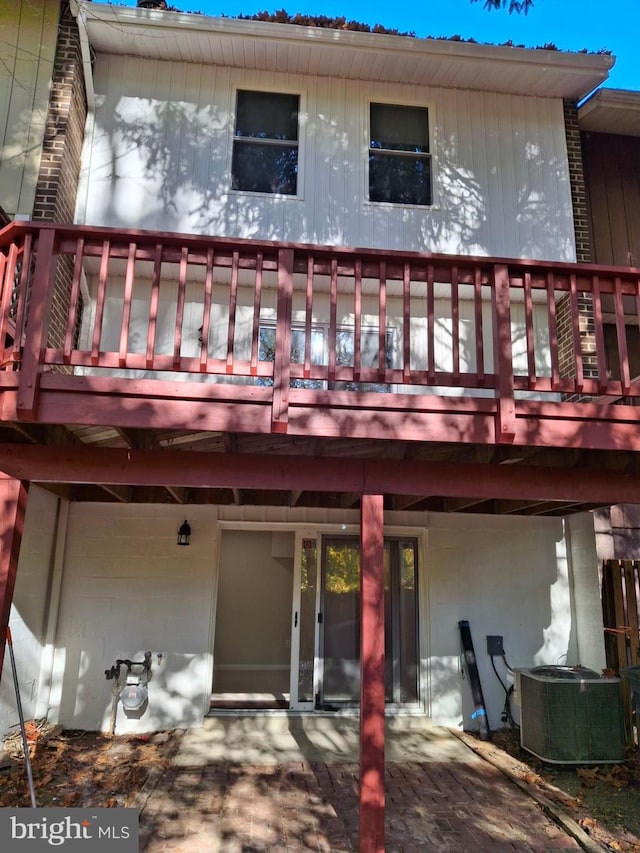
xmin=0 ymin=0 xmax=88 ymax=737
xmin=578 ymin=88 xmax=640 ymax=672
xmin=1 ymin=2 xmax=639 ymax=843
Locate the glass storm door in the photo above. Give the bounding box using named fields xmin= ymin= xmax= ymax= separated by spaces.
xmin=289 ymin=535 xmax=321 ymax=710
xmin=318 ymin=537 xmax=419 ymax=707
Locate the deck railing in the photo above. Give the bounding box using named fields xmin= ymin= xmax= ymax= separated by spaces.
xmin=1 ymin=221 xmax=640 ymax=441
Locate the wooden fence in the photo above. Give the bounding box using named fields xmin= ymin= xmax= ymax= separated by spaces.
xmin=602 ymin=559 xmax=640 ymax=671
xmin=602 ymin=559 xmax=640 ymax=745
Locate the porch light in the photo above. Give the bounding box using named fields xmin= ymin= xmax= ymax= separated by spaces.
xmin=177 ymin=520 xmax=191 ymax=546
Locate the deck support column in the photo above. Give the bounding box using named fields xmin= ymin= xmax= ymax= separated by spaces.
xmin=359 ymin=492 xmax=385 ymax=853
xmin=0 ymin=477 xmax=28 ymax=677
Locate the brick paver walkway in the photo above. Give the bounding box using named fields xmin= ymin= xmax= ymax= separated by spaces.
xmin=138 ymin=758 xmax=582 ymax=852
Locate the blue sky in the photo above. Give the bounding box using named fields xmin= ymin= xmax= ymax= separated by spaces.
xmin=111 ymin=0 xmax=638 ymax=91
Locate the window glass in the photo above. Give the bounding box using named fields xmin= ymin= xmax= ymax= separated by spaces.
xmin=235 ymin=90 xmax=299 ymax=140
xmin=369 ymin=102 xmax=432 ymax=206
xmin=370 ymin=103 xmax=429 ymax=152
xmin=232 ymin=90 xmax=299 ymax=194
xmin=258 ymin=325 xmax=324 ymax=389
xmin=320 ymin=537 xmax=419 ymax=706
xmin=258 ymin=324 xmax=394 ymax=392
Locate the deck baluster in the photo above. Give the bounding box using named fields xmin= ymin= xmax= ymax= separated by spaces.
xmin=16 ymin=228 xmax=56 ymax=420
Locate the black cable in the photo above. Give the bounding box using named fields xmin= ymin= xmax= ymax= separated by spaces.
xmin=490 ymin=654 xmax=519 ymax=730
xmin=490 ymin=653 xmax=509 ymax=693
xmin=501 ymin=652 xmax=514 ymax=673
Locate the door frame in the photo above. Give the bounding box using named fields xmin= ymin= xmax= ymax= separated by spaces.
xmin=289 ymin=530 xmax=322 ymax=710
xmin=213 ymin=520 xmax=426 ymax=713
xmin=316 ymin=533 xmax=421 ymax=710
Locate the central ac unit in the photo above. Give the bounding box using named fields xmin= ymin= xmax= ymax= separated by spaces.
xmin=516 ymin=667 xmax=624 ymax=764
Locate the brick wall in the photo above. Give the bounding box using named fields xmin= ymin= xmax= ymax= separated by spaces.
xmin=32 ymin=1 xmax=87 ymax=353
xmin=563 ymin=100 xmax=593 ymax=265
xmin=33 ymin=2 xmax=86 ymax=223
xmin=558 ymin=101 xmax=597 ymax=396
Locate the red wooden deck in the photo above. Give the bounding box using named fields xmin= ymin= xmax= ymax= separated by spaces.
xmin=2 ymin=221 xmax=640 ymax=853
xmin=0 ymin=220 xmax=639 ymax=455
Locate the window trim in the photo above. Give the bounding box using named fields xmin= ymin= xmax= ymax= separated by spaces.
xmin=365 ymin=97 xmax=436 ymax=210
xmin=229 ymin=87 xmax=304 ymax=200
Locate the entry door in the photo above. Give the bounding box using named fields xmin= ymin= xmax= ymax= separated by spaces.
xmin=318 ymin=537 xmax=419 ymax=707
xmin=213 ymin=530 xmax=294 ymax=706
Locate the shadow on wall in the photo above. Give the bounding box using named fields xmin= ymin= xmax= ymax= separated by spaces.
xmin=427 ymin=518 xmax=578 ymax=732
xmin=0 ymin=487 xmax=59 ymax=738
xmin=31 ymin=503 xmax=220 ymax=735
xmin=83 ymin=60 xmax=573 ymax=260
xmin=55 ymin=643 xmax=212 ymax=735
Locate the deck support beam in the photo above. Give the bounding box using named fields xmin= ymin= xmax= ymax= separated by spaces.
xmin=1 ymin=445 xmax=640 ymax=506
xmin=359 ymin=493 xmax=385 ymax=853
xmin=0 ymin=477 xmax=28 ymax=676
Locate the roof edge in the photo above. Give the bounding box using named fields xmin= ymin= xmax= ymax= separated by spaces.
xmin=579 ymin=87 xmax=640 ymax=136
xmin=76 ymin=1 xmax=614 ymax=81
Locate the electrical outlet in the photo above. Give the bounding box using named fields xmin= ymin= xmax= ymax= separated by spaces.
xmin=487 ymin=635 xmax=504 ymax=656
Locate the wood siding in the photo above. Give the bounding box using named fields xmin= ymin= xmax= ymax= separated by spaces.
xmin=583 ymin=132 xmax=640 ymax=268
xmin=0 ymin=0 xmax=59 ymax=218
xmin=79 ymin=56 xmax=576 ymax=261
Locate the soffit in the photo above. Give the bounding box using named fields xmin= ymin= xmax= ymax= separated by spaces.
xmin=579 ymin=88 xmax=640 ymax=137
xmin=74 ymin=2 xmax=613 ymax=100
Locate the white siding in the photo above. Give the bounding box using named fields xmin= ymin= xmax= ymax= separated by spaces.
xmin=0 ymin=0 xmax=58 ymax=217
xmin=79 ymin=56 xmax=575 ymax=261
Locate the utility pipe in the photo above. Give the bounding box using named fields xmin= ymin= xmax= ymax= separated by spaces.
xmin=6 ymin=626 xmax=37 ymax=807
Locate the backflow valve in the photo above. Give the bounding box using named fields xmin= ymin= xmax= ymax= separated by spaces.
xmin=105 ymin=652 xmax=152 ymax=735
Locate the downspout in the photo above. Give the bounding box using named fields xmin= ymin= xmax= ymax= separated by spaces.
xmin=69 ymin=0 xmax=95 ymax=113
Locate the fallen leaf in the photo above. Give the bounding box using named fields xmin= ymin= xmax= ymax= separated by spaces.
xmin=577 ymin=768 xmax=599 ymax=788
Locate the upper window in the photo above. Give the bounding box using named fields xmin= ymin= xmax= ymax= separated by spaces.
xmin=369 ymin=103 xmax=432 ymax=206
xmin=231 ymin=90 xmax=299 ymax=195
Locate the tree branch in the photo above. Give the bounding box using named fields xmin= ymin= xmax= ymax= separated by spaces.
xmin=473 ymin=0 xmax=534 ymax=12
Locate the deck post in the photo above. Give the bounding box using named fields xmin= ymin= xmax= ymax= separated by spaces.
xmin=492 ymin=263 xmax=516 ymax=444
xmin=359 ymin=492 xmax=385 ymax=853
xmin=272 ymin=248 xmax=293 ymax=433
xmin=0 ymin=476 xmax=28 ymax=677
xmin=17 ymin=227 xmax=56 ymax=421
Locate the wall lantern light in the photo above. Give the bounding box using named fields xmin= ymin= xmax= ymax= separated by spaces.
xmin=177 ymin=520 xmax=191 ymax=546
